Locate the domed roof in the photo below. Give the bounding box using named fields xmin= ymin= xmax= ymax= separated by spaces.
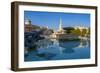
xmin=25 ymin=19 xmax=31 ymax=25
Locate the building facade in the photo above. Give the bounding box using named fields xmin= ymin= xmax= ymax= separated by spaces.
xmin=24 ymin=19 xmax=32 ymax=32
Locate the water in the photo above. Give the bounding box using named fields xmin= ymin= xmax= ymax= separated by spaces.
xmin=24 ymin=39 xmax=90 ymax=61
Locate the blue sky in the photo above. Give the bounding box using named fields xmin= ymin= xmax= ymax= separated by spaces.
xmin=24 ymin=11 xmax=90 ymax=30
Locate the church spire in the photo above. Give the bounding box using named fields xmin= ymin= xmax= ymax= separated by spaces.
xmin=59 ymin=18 xmax=62 ymax=31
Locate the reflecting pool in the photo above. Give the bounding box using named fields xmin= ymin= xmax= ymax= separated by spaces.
xmin=24 ymin=39 xmax=90 ymax=61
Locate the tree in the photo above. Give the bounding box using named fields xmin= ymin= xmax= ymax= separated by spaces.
xmin=71 ymin=28 xmax=81 ymax=36
xmin=63 ymin=27 xmax=74 ymax=34
xmin=88 ymin=27 xmax=90 ymax=35
xmin=81 ymin=29 xmax=87 ymax=37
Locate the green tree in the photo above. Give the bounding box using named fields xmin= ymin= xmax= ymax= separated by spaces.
xmin=71 ymin=28 xmax=81 ymax=36
xmin=81 ymin=29 xmax=87 ymax=37
xmin=88 ymin=27 xmax=90 ymax=35
xmin=63 ymin=27 xmax=74 ymax=34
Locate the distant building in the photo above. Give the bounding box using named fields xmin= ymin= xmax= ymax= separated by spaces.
xmin=50 ymin=19 xmax=89 ymax=39
xmin=74 ymin=26 xmax=88 ymax=31
xmin=24 ymin=19 xmax=32 ymax=32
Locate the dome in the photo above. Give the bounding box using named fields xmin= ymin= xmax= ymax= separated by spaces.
xmin=25 ymin=19 xmax=31 ymax=25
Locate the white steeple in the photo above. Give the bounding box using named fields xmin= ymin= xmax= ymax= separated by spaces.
xmin=59 ymin=18 xmax=62 ymax=31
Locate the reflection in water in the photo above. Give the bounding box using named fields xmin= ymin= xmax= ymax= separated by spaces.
xmin=36 ymin=39 xmax=53 ymax=49
xmin=24 ymin=39 xmax=90 ymax=61
xmin=36 ymin=52 xmax=56 ymax=60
